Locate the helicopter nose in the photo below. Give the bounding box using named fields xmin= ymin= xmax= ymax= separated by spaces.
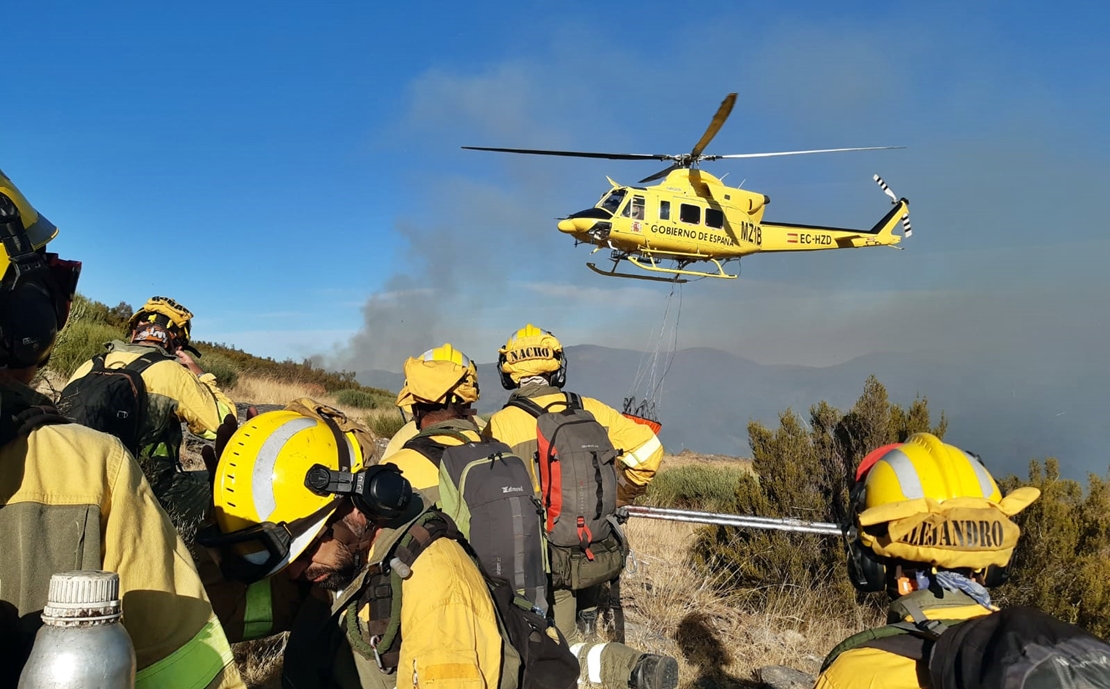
xmin=558 ymin=218 xmax=592 ymax=234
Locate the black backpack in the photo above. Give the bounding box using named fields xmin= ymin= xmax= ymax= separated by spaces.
xmin=405 ymin=430 xmax=549 ymax=613
xmin=57 ymin=351 xmax=166 ymax=454
xmin=823 ymin=605 xmax=1110 ymax=689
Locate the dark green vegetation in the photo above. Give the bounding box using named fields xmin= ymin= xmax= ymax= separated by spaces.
xmin=47 ymin=295 xmax=392 ymax=402
xmin=643 ymin=375 xmax=1110 ymax=636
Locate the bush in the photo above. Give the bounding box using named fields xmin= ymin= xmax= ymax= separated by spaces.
xmin=688 ymin=376 xmax=947 ymax=618
xmin=367 ymin=409 xmax=407 ymax=440
xmin=335 ymin=388 xmax=389 ymax=409
xmin=46 ymin=295 xmax=123 ymax=378
xmin=642 ymin=464 xmax=753 ymax=512
xmin=198 ymin=351 xmax=239 ymax=389
xmin=996 ymin=460 xmax=1110 ymax=638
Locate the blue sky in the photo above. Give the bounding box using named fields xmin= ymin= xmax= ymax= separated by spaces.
xmin=5 ymin=1 xmax=1108 ymax=373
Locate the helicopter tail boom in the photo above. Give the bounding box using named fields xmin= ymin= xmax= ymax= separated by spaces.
xmin=758 ymin=198 xmax=909 ymax=252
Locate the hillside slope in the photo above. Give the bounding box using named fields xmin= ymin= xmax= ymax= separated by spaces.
xmin=358 ymin=344 xmax=1110 ymax=478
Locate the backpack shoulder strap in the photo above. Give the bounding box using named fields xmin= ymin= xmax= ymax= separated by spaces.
xmin=402 ymin=428 xmax=474 ymax=467
xmin=564 ymin=391 xmax=583 ymax=411
xmin=821 ymin=623 xmax=924 ymax=670
xmin=90 ymin=352 xmax=108 ymax=372
xmin=505 ymin=395 xmax=547 ymax=418
xmin=352 ymin=511 xmax=462 ymax=672
xmin=124 ymin=350 xmax=171 ymax=374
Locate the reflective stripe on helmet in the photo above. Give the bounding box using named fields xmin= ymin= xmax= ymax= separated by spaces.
xmin=882 ymin=448 xmax=925 ymax=500
xmin=252 ymin=417 xmax=316 ymax=520
xmin=962 ymin=449 xmax=996 ymax=498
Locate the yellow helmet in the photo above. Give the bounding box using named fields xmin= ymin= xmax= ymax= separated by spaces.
xmin=207 ymin=409 xmax=368 ymax=581
xmin=497 ymin=323 xmax=566 ymax=389
xmin=128 ymin=296 xmax=195 ymax=351
xmin=396 ymin=343 xmax=479 ymax=408
xmin=849 ymin=433 xmax=1040 ymax=585
xmin=0 ymin=168 xmax=58 ymax=254
xmin=0 ymin=169 xmax=81 ymax=369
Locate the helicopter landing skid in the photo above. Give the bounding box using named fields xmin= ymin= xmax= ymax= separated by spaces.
xmin=627 ymin=254 xmax=739 ymax=280
xmin=587 ymin=261 xmax=689 ymax=284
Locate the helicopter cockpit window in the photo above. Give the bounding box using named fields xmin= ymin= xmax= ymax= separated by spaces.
xmin=600 ymin=189 xmax=626 ymax=215
xmin=622 ymin=195 xmax=646 ymax=219
xmin=680 ymin=203 xmax=701 ymax=225
xmin=659 ymin=200 xmax=671 ymax=220
xmin=705 ymin=208 xmax=724 ymax=229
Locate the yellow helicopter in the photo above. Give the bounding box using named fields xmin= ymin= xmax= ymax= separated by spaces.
xmin=464 ymin=94 xmax=911 ymax=282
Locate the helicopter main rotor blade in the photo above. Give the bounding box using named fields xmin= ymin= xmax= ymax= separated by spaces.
xmin=707 ymin=146 xmax=905 ymax=160
xmin=690 ymin=93 xmax=737 ymax=160
xmin=639 ymin=163 xmax=681 ymax=184
xmin=462 ymin=146 xmax=669 ymax=161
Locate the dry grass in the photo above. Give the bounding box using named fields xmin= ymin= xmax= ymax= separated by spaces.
xmin=228 ymin=375 xmax=402 ymax=438
xmin=233 ymin=635 xmax=287 ymax=689
xmin=660 ymin=449 xmax=754 ymax=474
xmin=618 ymin=517 xmax=880 ymax=687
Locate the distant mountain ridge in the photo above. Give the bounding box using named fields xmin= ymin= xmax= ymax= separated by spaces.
xmin=357 ymin=344 xmax=1109 ymax=478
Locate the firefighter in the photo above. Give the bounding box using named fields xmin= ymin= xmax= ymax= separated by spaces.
xmin=0 ymin=169 xmax=244 ymax=687
xmin=815 ymin=433 xmax=1042 ymax=689
xmin=381 ymin=343 xmax=680 ymax=689
xmin=484 ymin=324 xmax=673 ymax=686
xmin=382 ymin=343 xmax=482 ymax=492
xmin=198 ymin=399 xmax=512 ymax=689
xmin=65 ymin=295 xmax=236 ymax=528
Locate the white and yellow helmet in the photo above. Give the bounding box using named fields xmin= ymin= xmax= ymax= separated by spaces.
xmin=205 ymin=409 xmax=367 ymax=581
xmin=497 ymin=324 xmax=566 ymax=390
xmin=395 ymin=343 xmax=479 ymax=408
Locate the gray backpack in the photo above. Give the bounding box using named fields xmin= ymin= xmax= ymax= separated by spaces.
xmin=404 ymin=430 xmax=549 ymax=612
xmin=507 ymin=393 xmax=621 ymax=562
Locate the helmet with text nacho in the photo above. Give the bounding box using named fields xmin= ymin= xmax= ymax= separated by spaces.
xmin=497 ymin=323 xmax=566 ymax=389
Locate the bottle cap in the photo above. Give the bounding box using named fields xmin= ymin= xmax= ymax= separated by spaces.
xmin=42 ymin=571 xmax=122 ymax=623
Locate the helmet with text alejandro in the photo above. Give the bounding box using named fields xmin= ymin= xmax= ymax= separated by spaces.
xmin=852 ymin=433 xmax=1040 ymax=572
xmin=497 ymin=323 xmax=566 ymax=389
xmin=395 ymin=343 xmax=479 ymax=408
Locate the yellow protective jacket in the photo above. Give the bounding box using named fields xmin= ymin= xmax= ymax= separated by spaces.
xmin=484 ymin=383 xmax=664 ymax=501
xmin=384 ymin=419 xmax=483 ymax=492
xmin=203 ymin=499 xmax=503 ymax=689
xmin=68 ymin=340 xmax=236 ymax=452
xmin=815 ymin=589 xmax=994 ymax=689
xmin=0 ymin=380 xmax=244 ymax=689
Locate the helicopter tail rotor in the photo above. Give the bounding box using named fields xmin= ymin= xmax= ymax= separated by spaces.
xmin=873 ymin=174 xmax=898 ymax=203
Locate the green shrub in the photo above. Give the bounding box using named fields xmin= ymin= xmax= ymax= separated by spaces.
xmin=689 ymin=376 xmax=947 ymax=618
xmin=46 ymin=295 xmax=124 ymax=378
xmin=198 ymin=351 xmax=239 ymax=389
xmin=995 ymin=460 xmax=1110 ymax=638
xmin=335 ymin=388 xmax=388 ymax=409
xmin=368 ymin=411 xmax=407 ymax=440
xmin=641 ymin=464 xmax=752 ymax=512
